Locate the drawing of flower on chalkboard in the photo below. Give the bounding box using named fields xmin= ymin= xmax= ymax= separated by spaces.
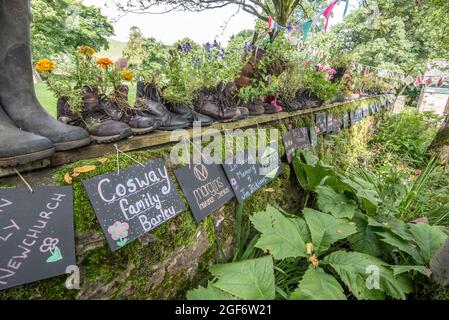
xmin=108 ymin=221 xmax=130 ymax=247
xmin=230 ymin=178 xmax=238 ymax=188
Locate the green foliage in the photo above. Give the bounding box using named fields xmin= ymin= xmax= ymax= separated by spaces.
xmin=31 ymin=0 xmax=113 ymax=60
xmin=209 ymin=256 xmax=276 ymax=300
xmin=290 ymin=267 xmax=346 ymax=300
xmin=250 ymin=205 xmax=307 ymax=260
xmin=372 ymin=110 xmax=442 ymax=167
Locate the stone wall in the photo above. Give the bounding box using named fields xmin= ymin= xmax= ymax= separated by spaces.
xmin=0 ymin=97 xmax=383 ymax=300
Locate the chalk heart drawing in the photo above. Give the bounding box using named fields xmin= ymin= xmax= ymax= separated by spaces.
xmin=193 ymin=164 xmax=209 ymax=181
xmin=108 ymin=221 xmax=130 ymax=248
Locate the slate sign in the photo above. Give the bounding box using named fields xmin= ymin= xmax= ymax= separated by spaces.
xmin=291 ymin=128 xmax=311 ymax=148
xmin=0 ymin=187 xmax=75 ymax=291
xmin=309 ymin=127 xmax=318 ymax=147
xmin=332 ymin=114 xmax=342 ymax=134
xmin=362 ymin=105 xmax=370 ymax=118
xmin=315 ymin=112 xmax=327 ymax=133
xmin=351 ymin=108 xmax=363 ymax=124
xmin=223 ymin=148 xmax=281 ymax=203
xmin=175 ymin=163 xmax=233 ymax=222
xmin=342 ymin=112 xmax=350 ymax=129
xmin=83 ymin=159 xmax=186 ymax=251
xmin=370 ymin=103 xmax=377 ymax=115
xmin=282 ymin=132 xmax=296 ymax=163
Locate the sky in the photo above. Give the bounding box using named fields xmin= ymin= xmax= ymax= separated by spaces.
xmin=83 ymin=0 xmax=356 ymax=45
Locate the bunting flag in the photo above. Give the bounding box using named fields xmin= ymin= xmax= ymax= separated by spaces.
xmin=342 ymin=0 xmax=350 ymax=17
xmin=364 ymin=66 xmax=370 ymax=77
xmin=414 ymin=76 xmax=422 ymax=87
xmin=438 ymin=77 xmax=444 ymax=87
xmin=268 ymin=16 xmax=273 ymax=30
xmin=302 ymin=20 xmax=313 ymax=44
xmin=425 ymin=77 xmax=433 ymax=86
xmin=322 ymin=0 xmax=339 ymax=32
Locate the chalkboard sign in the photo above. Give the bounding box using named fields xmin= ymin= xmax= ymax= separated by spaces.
xmin=291 ymin=128 xmax=311 ymax=148
xmin=370 ymin=102 xmax=377 ymax=115
xmin=282 ymin=132 xmax=296 ymax=163
xmin=332 ymin=114 xmax=342 ymax=134
xmin=309 ymin=127 xmax=318 ymax=147
xmin=342 ymin=112 xmax=350 ymax=129
xmin=83 ymin=159 xmax=186 ymax=251
xmin=315 ymin=112 xmax=327 ymax=133
xmin=362 ymin=105 xmax=370 ymax=118
xmin=175 ymin=163 xmax=233 ymax=222
xmin=351 ymin=108 xmax=363 ymax=125
xmin=223 ymin=148 xmax=281 ymax=203
xmin=0 ymin=187 xmax=75 ymax=291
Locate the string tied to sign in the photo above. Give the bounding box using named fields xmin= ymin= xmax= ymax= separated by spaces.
xmin=13 ymin=168 xmax=34 ymax=193
xmin=114 ymin=144 xmax=145 ymax=175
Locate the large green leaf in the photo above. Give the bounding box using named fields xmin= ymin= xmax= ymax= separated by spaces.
xmin=409 ymin=223 xmax=448 ymax=263
xmin=303 ymin=208 xmax=357 ymax=255
xmin=391 ymin=265 xmax=431 ymax=277
xmin=339 ymin=174 xmax=380 ymax=215
xmin=210 ymin=256 xmax=275 ymax=300
xmin=292 ymin=151 xmax=335 ymax=191
xmin=290 ymin=267 xmax=347 ymax=300
xmin=315 ymin=185 xmax=357 ymax=219
xmin=323 ymin=251 xmax=413 ymax=300
xmin=187 ymin=282 xmax=238 ymax=300
xmin=350 ymin=212 xmax=382 ymax=257
xmin=251 ymin=205 xmax=308 ymax=259
xmin=376 ymin=230 xmax=424 ymax=264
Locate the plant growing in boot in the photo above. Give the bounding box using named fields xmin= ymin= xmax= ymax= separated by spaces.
xmin=0 ymin=0 xmax=90 ymax=168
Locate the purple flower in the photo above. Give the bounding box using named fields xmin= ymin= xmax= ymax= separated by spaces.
xmin=244 ymin=42 xmax=253 ymax=53
xmin=219 ymin=49 xmax=226 ymax=59
xmin=266 ymin=76 xmax=272 ymax=84
xmin=287 ymin=22 xmax=293 ymax=33
xmin=214 ymin=40 xmax=219 ymax=48
xmin=204 ymin=42 xmax=213 ymax=52
xmin=181 ymin=42 xmax=192 ymax=54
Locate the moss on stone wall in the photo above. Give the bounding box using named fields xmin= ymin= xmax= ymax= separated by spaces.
xmin=0 ymin=97 xmax=383 ymax=300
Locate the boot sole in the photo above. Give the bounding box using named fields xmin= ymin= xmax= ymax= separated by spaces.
xmin=159 ymin=124 xmax=191 ymax=131
xmin=91 ymin=130 xmax=133 ymax=144
xmin=131 ymin=126 xmax=159 ymax=135
xmin=0 ymin=147 xmax=55 ymax=168
xmin=53 ymin=136 xmax=92 ymax=151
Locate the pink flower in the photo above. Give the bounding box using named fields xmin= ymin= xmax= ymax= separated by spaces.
xmin=108 ymin=221 xmax=129 ymax=240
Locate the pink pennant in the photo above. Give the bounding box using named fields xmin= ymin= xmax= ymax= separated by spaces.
xmin=364 ymin=66 xmax=370 ymax=77
xmin=425 ymin=77 xmax=433 ymax=86
xmin=414 ymin=76 xmax=422 ymax=86
xmin=438 ymin=77 xmax=444 ymax=87
xmin=322 ymin=0 xmax=339 ymax=32
xmin=268 ymin=16 xmax=273 ymax=30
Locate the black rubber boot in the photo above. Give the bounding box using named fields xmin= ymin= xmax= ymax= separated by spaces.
xmin=0 ymin=104 xmax=54 ymax=167
xmin=0 ymin=0 xmax=90 ymax=151
xmin=170 ymin=104 xmax=214 ymax=126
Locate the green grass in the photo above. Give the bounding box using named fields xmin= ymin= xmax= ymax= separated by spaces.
xmin=97 ymin=39 xmax=127 ymax=58
xmin=35 ymin=82 xmax=137 ymax=118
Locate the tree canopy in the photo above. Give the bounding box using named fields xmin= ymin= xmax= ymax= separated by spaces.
xmin=31 ymin=0 xmax=114 ymax=60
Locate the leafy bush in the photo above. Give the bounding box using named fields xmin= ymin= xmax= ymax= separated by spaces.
xmin=371 ymin=109 xmax=442 ymax=167
xmin=187 ymin=150 xmax=448 ymax=300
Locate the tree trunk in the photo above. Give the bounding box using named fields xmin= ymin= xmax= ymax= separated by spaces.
xmin=427 ymin=114 xmax=449 ymax=165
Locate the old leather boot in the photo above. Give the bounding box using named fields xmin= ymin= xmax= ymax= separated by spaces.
xmin=170 ymin=104 xmax=214 ymax=126
xmin=245 ymin=103 xmax=265 ymax=116
xmin=58 ymin=94 xmax=133 ymax=144
xmin=101 ymin=94 xmax=161 ymax=135
xmin=136 ymin=82 xmax=189 ymax=131
xmin=0 ymin=104 xmax=54 ymax=167
xmin=0 ymin=0 xmax=90 ymax=151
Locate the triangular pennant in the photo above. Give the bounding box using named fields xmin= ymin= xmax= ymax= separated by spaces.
xmin=364 ymin=66 xmax=370 ymax=77
xmin=414 ymin=76 xmax=422 ymax=86
xmin=438 ymin=77 xmax=444 ymax=87
xmin=302 ymin=20 xmax=313 ymax=44
xmin=268 ymin=16 xmax=273 ymax=29
xmin=322 ymin=0 xmax=339 ymax=32
xmin=425 ymin=77 xmax=433 ymax=86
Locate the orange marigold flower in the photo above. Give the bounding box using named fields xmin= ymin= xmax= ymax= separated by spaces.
xmin=81 ymin=45 xmax=95 ymax=57
xmin=120 ymin=69 xmax=133 ymax=81
xmin=35 ymin=58 xmax=56 ymax=73
xmin=96 ymin=57 xmax=113 ymax=69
